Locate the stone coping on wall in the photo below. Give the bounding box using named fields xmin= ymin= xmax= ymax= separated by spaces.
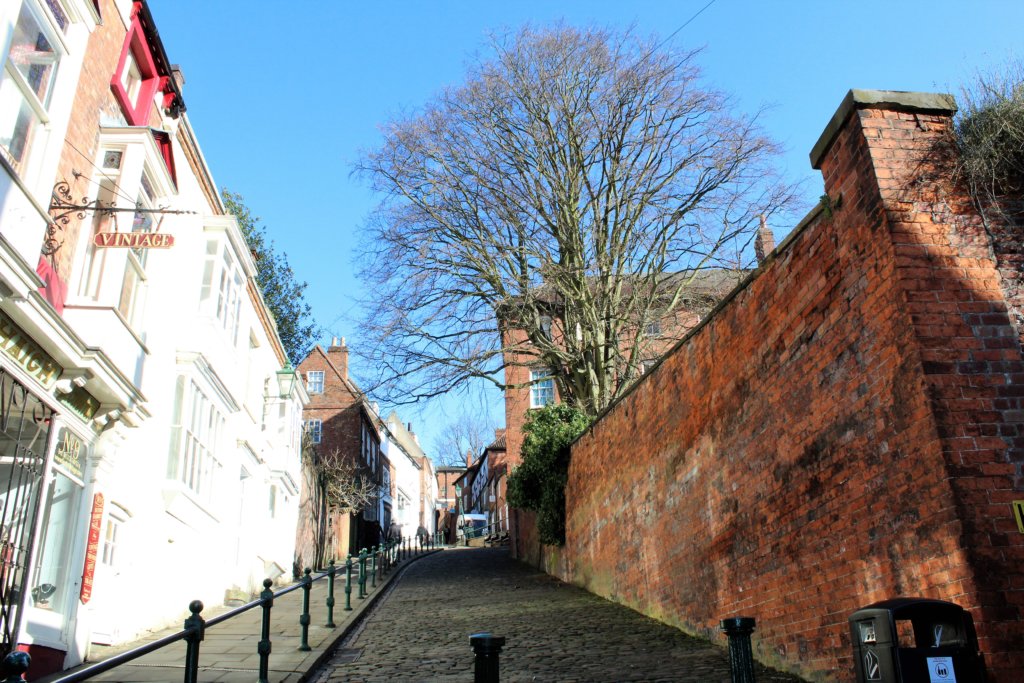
xmin=809 ymin=89 xmax=957 ymax=169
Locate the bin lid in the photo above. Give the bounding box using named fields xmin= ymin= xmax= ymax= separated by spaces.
xmin=853 ymin=597 xmax=965 ymax=619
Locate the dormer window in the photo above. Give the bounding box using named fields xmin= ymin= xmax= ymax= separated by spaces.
xmin=110 ymin=11 xmax=159 ymax=125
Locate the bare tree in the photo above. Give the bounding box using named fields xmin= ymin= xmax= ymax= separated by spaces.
xmin=356 ymin=24 xmax=799 ymax=415
xmin=316 ymin=449 xmax=381 ymax=513
xmin=298 ymin=433 xmax=380 ymax=569
xmin=433 ymin=414 xmax=493 ymax=467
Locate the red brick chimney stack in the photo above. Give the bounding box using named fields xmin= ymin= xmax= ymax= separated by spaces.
xmin=754 ymin=214 xmax=775 ymax=265
xmin=327 ymin=336 xmax=348 ymax=379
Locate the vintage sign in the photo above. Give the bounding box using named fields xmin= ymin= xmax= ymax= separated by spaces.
xmin=54 ymin=427 xmax=85 ymax=479
xmin=0 ymin=310 xmax=61 ymax=388
xmin=80 ymin=493 xmax=104 ymax=604
xmin=94 ymin=232 xmax=175 ymax=249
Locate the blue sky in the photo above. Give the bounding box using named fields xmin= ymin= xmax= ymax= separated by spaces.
xmin=148 ymin=0 xmax=1021 ymax=456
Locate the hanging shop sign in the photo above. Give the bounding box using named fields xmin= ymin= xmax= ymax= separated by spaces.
xmin=94 ymin=232 xmax=175 ymax=249
xmin=0 ymin=310 xmax=61 ymax=388
xmin=54 ymin=427 xmax=86 ymax=479
xmin=80 ymin=493 xmax=104 ymax=604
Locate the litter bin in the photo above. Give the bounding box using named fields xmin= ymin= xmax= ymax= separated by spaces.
xmin=849 ymin=598 xmax=985 ymax=682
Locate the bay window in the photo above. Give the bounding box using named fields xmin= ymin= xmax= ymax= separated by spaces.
xmin=167 ymin=376 xmax=224 ymax=503
xmin=117 ymin=172 xmax=154 ymax=330
xmin=199 ymin=238 xmax=244 ymax=345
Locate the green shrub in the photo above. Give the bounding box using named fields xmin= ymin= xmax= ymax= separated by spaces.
xmin=507 ymin=404 xmax=591 ymax=545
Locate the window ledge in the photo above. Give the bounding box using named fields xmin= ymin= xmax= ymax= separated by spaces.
xmin=163 ymin=481 xmax=219 ymax=529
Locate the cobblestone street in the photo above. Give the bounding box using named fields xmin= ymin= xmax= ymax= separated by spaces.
xmin=313 ymin=547 xmax=806 ymax=682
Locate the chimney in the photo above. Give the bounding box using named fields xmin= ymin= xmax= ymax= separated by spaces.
xmin=466 ymin=449 xmax=473 ymax=467
xmin=754 ymin=214 xmax=775 ymax=265
xmin=327 ymin=336 xmax=348 ymax=379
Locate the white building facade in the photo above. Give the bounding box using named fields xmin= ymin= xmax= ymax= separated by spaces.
xmin=0 ymin=0 xmax=307 ymax=674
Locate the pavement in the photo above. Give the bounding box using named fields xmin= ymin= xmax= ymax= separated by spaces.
xmin=35 ymin=547 xmax=809 ymax=683
xmin=35 ymin=545 xmax=437 ymax=683
xmin=312 ymin=547 xmax=808 ymax=683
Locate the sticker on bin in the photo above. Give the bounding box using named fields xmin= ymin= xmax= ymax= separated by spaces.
xmin=927 ymin=656 xmax=956 ymax=682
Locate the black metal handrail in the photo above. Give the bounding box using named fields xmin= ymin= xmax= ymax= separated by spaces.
xmin=11 ymin=535 xmax=441 ymax=683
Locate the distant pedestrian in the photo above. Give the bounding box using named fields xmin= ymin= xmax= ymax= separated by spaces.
xmin=416 ymin=525 xmax=428 ymax=544
xmin=388 ymin=521 xmax=401 ymax=542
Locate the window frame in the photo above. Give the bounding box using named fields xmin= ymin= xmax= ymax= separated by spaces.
xmin=117 ymin=170 xmax=156 ymax=330
xmin=199 ymin=237 xmax=244 ymax=346
xmin=305 ymin=418 xmax=322 ymax=444
xmin=529 ymin=368 xmax=555 ymax=408
xmin=0 ymin=0 xmax=67 ymax=175
xmin=167 ymin=376 xmax=225 ymax=503
xmin=306 ymin=371 xmax=324 ymax=394
xmin=109 ymin=11 xmax=159 ymax=125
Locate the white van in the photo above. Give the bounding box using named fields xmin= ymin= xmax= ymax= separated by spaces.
xmin=457 ymin=513 xmax=489 ymax=541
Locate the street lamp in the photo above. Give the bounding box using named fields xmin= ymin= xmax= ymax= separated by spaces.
xmin=276 ymin=361 xmax=298 ymax=398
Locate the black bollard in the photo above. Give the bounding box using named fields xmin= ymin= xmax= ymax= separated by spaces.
xmin=183 ymin=600 xmax=205 ymax=683
xmin=299 ymin=568 xmax=312 ymax=651
xmin=720 ymin=617 xmax=756 ymax=683
xmin=257 ymin=579 xmax=274 ymax=683
xmin=469 ymin=632 xmax=505 ymax=683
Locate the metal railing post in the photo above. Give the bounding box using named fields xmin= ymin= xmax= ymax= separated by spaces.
xmin=299 ymin=568 xmax=312 ymax=651
xmin=470 ymin=632 xmax=505 ymax=683
xmin=720 ymin=617 xmax=757 ymax=683
xmin=326 ymin=560 xmax=337 ymax=627
xmin=257 ymin=579 xmax=274 ymax=683
xmin=183 ymin=600 xmax=205 ymax=683
xmin=1 ymin=651 xmax=30 ymax=683
xmin=344 ymin=555 xmax=353 ymax=611
xmin=370 ymin=545 xmax=378 ymax=588
xmin=358 ymin=548 xmax=368 ymax=599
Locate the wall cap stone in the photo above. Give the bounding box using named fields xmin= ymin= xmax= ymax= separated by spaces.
xmin=810 ymin=89 xmax=957 ymax=169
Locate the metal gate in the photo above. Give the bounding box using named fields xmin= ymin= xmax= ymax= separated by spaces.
xmin=0 ymin=368 xmax=54 ymax=655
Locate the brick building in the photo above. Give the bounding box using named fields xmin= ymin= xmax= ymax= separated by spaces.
xmin=501 ymin=270 xmax=743 ymax=468
xmin=295 ymin=338 xmax=384 ymax=565
xmin=434 ymin=465 xmax=465 ymax=542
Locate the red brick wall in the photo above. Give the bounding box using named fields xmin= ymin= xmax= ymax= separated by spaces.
xmin=515 ymin=92 xmax=1024 ymax=682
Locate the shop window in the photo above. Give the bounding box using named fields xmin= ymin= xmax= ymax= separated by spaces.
xmin=167 ymin=376 xmax=225 ymax=502
xmin=110 ymin=13 xmax=159 ymax=125
xmin=306 ymin=371 xmax=324 ymax=394
xmin=0 ymin=1 xmax=65 ymax=175
xmin=529 ymin=368 xmax=554 ymax=408
xmin=31 ymin=470 xmax=83 ymax=618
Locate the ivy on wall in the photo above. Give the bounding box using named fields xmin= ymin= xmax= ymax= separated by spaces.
xmin=507 ymin=404 xmax=591 ymax=545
